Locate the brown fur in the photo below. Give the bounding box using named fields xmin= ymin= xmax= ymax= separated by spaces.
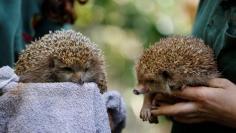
xmin=134 ymin=36 xmax=220 ymax=123
xmin=15 ymin=30 xmax=107 ymax=93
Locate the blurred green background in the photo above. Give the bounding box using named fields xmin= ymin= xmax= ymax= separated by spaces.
xmin=73 ymin=0 xmax=199 ymax=132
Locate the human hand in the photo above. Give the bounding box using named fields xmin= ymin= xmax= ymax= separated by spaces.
xmin=151 ymin=78 xmax=236 ymax=128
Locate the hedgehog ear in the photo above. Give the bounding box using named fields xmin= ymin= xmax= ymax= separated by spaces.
xmin=158 ymin=70 xmax=172 ymax=80
xmin=48 ymin=57 xmax=64 ymax=68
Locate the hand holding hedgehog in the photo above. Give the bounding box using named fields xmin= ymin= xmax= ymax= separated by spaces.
xmin=133 ymin=36 xmax=220 ymax=123
xmin=151 ymin=78 xmax=236 ymax=128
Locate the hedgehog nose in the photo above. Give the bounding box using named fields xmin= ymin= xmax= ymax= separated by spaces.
xmin=133 ymin=85 xmax=149 ymax=95
xmin=72 ymin=78 xmax=84 ymax=85
xmin=78 ymin=79 xmax=84 ymax=85
xmin=133 ymin=89 xmax=140 ymax=95
xmin=73 ymin=72 xmax=84 ymax=84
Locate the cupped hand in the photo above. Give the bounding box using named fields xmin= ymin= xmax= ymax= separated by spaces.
xmin=151 ymin=78 xmax=236 ymax=128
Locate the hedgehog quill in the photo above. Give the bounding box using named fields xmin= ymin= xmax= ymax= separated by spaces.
xmin=134 ymin=36 xmax=220 ymax=123
xmin=15 ymin=30 xmax=107 ymax=93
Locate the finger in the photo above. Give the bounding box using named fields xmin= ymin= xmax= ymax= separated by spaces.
xmin=173 ymin=87 xmax=209 ymax=101
xmin=151 ymin=102 xmax=198 ymax=116
xmin=208 ymin=78 xmax=234 ymax=89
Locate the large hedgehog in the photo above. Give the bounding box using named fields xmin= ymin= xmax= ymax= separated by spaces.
xmin=15 ymin=30 xmax=107 ymax=93
xmin=133 ymin=36 xmax=220 ymax=123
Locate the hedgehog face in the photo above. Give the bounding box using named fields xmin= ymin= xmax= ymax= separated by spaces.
xmin=50 ymin=56 xmax=104 ymax=85
xmin=133 ymin=70 xmax=173 ymax=95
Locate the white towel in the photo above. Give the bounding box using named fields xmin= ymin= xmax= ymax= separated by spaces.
xmin=0 ymin=66 xmax=111 ymax=133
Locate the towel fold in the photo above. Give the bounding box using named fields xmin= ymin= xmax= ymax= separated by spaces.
xmin=103 ymin=91 xmax=126 ymax=133
xmin=0 ymin=66 xmax=19 ymax=89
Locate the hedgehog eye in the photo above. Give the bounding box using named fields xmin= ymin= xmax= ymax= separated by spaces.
xmin=61 ymin=67 xmax=74 ymax=72
xmin=84 ymin=67 xmax=89 ymax=72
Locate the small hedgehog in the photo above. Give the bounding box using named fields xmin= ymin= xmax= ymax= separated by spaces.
xmin=15 ymin=30 xmax=107 ymax=93
xmin=133 ymin=36 xmax=220 ymax=123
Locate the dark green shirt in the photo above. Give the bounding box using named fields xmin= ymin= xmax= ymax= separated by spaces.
xmin=172 ymin=0 xmax=236 ymax=132
xmin=0 ymin=0 xmax=70 ymax=67
xmin=0 ymin=0 xmax=24 ymax=67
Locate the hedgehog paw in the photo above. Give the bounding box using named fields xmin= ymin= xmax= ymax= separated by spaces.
xmin=140 ymin=107 xmax=151 ymax=121
xmin=148 ymin=115 xmax=159 ymax=124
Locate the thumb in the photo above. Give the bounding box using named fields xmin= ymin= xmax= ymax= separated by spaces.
xmin=173 ymin=86 xmax=213 ymax=101
xmin=208 ymin=78 xmax=234 ymax=89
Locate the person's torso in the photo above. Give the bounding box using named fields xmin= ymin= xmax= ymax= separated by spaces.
xmin=172 ymin=0 xmax=236 ymax=132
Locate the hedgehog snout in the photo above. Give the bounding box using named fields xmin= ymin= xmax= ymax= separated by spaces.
xmin=71 ymin=72 xmax=85 ymax=84
xmin=71 ymin=78 xmax=84 ymax=85
xmin=133 ymin=85 xmax=149 ymax=95
xmin=133 ymin=89 xmax=140 ymax=95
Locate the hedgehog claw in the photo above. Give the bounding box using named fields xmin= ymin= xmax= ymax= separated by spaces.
xmin=140 ymin=107 xmax=151 ymax=121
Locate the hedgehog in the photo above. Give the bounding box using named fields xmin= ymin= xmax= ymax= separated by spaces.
xmin=15 ymin=30 xmax=107 ymax=93
xmin=133 ymin=36 xmax=220 ymax=123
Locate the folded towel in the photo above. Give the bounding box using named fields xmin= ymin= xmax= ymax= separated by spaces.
xmin=103 ymin=91 xmax=126 ymax=133
xmin=0 ymin=66 xmax=19 ymax=89
xmin=0 ymin=66 xmax=111 ymax=133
